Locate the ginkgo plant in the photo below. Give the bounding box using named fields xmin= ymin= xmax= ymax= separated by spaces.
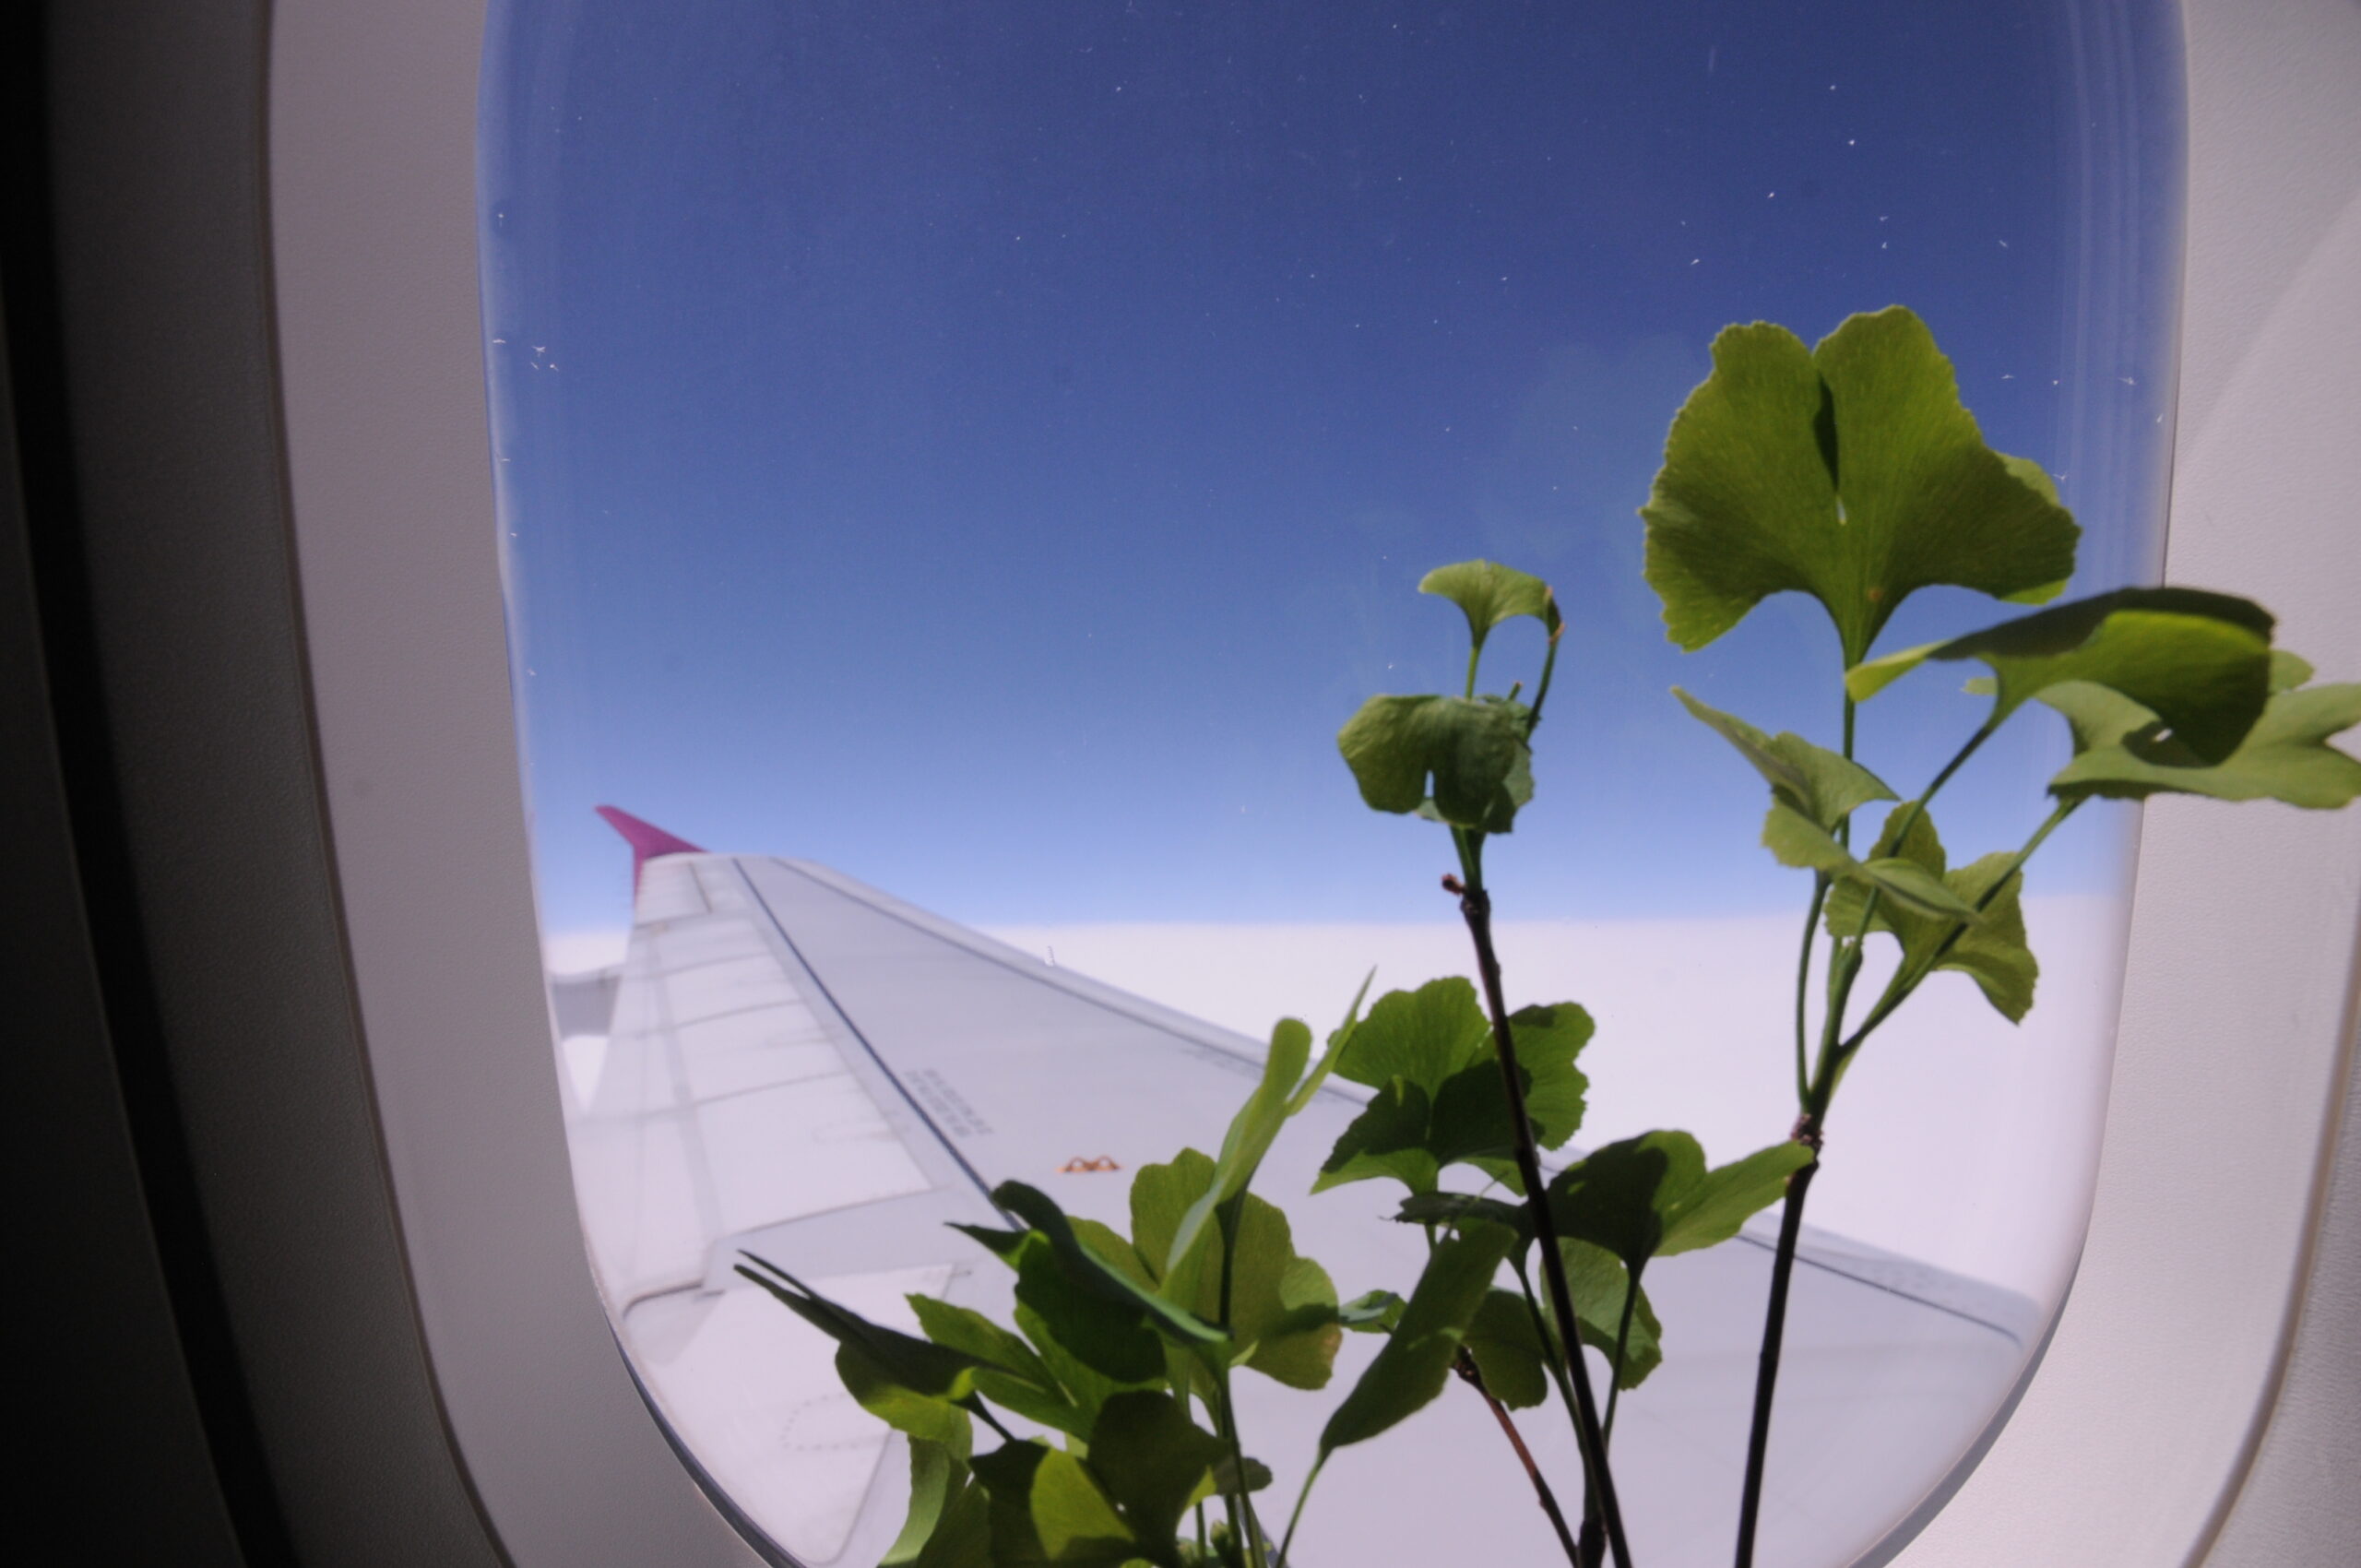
xmin=744 ymin=304 xmax=2361 ymax=1568
xmin=1640 ymin=303 xmax=2361 ymax=1566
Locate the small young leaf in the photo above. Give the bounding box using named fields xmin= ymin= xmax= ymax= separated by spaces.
xmin=1132 ymin=1152 xmax=1342 ymax=1389
xmin=1207 ymin=1455 xmax=1275 ymax=1496
xmin=1824 ymin=809 xmax=2039 ymax=1022
xmin=1554 ymin=1240 xmax=1665 ymax=1391
xmin=911 ymin=1295 xmax=1057 ymax=1389
xmin=1320 ymin=1220 xmax=1517 ymax=1455
xmin=2043 ymin=675 xmax=2361 ymax=809
xmin=1337 ymin=693 xmax=1535 ymax=830
xmin=1762 ymin=802 xmax=1985 ymax=921
xmin=1548 ymin=1131 xmax=1811 ymax=1271
xmin=1319 ymin=980 xmax=1592 ymax=1194
xmin=836 ymin=1342 xmax=975 ymax=1455
xmin=1087 ymin=1391 xmax=1228 ymax=1552
xmin=1006 ymin=1230 xmax=1169 ymax=1387
xmin=971 ymin=1442 xmax=1139 ymax=1568
xmin=738 ymin=1257 xmax=984 ymax=1399
xmin=1285 ymin=970 xmax=1376 ymax=1116
xmin=1656 ymin=1141 xmax=1818 ymax=1256
xmin=913 ymin=1295 xmax=1088 ymax=1438
xmin=1162 ymin=1017 xmax=1315 ymax=1286
xmin=1338 ymin=1289 xmax=1407 ymax=1335
xmin=1643 ymin=307 xmax=2078 ymax=665
xmin=885 ymin=1439 xmax=965 ymax=1568
xmin=1847 ymin=588 xmax=2276 ymax=764
xmin=990 ymin=1183 xmax=1230 ymax=1355
xmin=1311 ymin=1080 xmax=1442 ymax=1195
xmin=887 ymin=1439 xmax=992 ymax=1568
xmin=1464 ymin=1289 xmax=1551 ymax=1409
xmin=1675 ymin=687 xmax=1898 ymax=830
xmin=1506 ymin=1002 xmax=1594 ymax=1149
xmin=1394 ymin=1191 xmax=1532 ymax=1247
xmin=1334 ymin=978 xmax=1493 ymax=1095
xmin=1419 ymin=559 xmax=1561 ymax=654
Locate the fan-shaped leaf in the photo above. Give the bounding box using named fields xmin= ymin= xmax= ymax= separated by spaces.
xmin=1316 ymin=986 xmax=1591 ymax=1196
xmin=1675 ymin=687 xmax=1897 ymax=830
xmin=1320 ymin=1221 xmax=1517 ymax=1455
xmin=1464 ymin=1288 xmax=1551 ymax=1409
xmin=1762 ymin=802 xmax=1986 ymax=921
xmin=1130 ymin=1152 xmax=1341 ymax=1390
xmin=1420 ymin=559 xmax=1561 ymax=653
xmin=1087 ymin=1392 xmax=1228 ymax=1552
xmin=1824 ymin=807 xmax=2037 ymax=1022
xmin=2042 ymin=671 xmax=2361 ymax=809
xmin=1338 ymin=693 xmax=1535 ymax=831
xmin=1548 ymin=1132 xmax=1812 ymax=1272
xmin=1643 ymin=307 xmax=2078 ymax=663
xmin=1554 ymin=1239 xmax=1666 ymax=1391
xmin=887 ymin=1439 xmax=991 ymax=1568
xmin=1847 ymin=588 xmax=2275 ymax=764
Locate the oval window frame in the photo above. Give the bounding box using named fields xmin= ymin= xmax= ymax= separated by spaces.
xmin=249 ymin=1 xmax=2361 ymax=1563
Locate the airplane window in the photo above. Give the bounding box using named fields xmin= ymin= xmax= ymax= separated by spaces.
xmin=479 ymin=3 xmax=2183 ymax=1563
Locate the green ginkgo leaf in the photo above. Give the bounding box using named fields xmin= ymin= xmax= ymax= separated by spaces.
xmin=1338 ymin=693 xmax=1535 ymax=831
xmin=1642 ymin=307 xmax=2078 ymax=664
xmin=1318 ymin=980 xmax=1591 ymax=1196
xmin=912 ymin=1295 xmax=1088 ymax=1439
xmin=1157 ymin=1017 xmax=1314 ymax=1291
xmin=1390 ymin=1194 xmax=1665 ymax=1390
xmin=2041 ymin=666 xmax=2361 ymax=809
xmin=1761 ymin=800 xmax=1987 ymax=922
xmin=1086 ymin=1392 xmax=1228 ymax=1552
xmin=738 ymin=1255 xmax=984 ymax=1400
xmin=1675 ymin=687 xmax=1898 ymax=830
xmin=1320 ymin=1221 xmax=1517 ymax=1456
xmin=1554 ymin=1239 xmax=1665 ymax=1391
xmin=1420 ymin=559 xmax=1562 ymax=654
xmin=1463 ymin=1288 xmax=1551 ymax=1410
xmin=1847 ymin=587 xmax=2276 ymax=764
xmin=1548 ymin=1131 xmax=1813 ymax=1274
xmin=984 ymin=1183 xmax=1230 ymax=1356
xmin=1129 ymin=1152 xmax=1342 ymax=1390
xmin=886 ymin=1439 xmax=992 ymax=1568
xmin=971 ymin=1442 xmax=1141 ymax=1568
xmin=1823 ymin=806 xmax=2038 ymax=1022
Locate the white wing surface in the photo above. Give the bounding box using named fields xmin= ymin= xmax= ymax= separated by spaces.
xmin=556 ymin=843 xmax=2041 ymax=1568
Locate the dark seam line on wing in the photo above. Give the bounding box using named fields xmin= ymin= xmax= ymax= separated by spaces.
xmin=734 ymin=863 xmax=1007 ymax=1220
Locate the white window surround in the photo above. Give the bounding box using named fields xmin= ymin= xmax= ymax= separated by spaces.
xmin=264 ymin=1 xmax=2361 ymax=1564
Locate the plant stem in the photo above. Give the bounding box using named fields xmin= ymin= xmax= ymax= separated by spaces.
xmin=1602 ymin=1269 xmax=1643 ymax=1446
xmin=959 ymin=1396 xmax=1019 ymax=1445
xmin=1513 ymin=1256 xmax=1586 ymax=1427
xmin=1840 ymin=796 xmax=2083 ymax=1054
xmin=1456 ymin=1349 xmax=1584 ymax=1565
xmin=1212 ymin=1195 xmax=1268 ymax=1568
xmin=1737 ymin=744 xmax=2066 ymax=1567
xmin=1210 ymin=1367 xmax=1265 ymax=1568
xmin=1275 ymin=1455 xmax=1327 ymax=1568
xmin=1449 ymin=831 xmax=1636 ymax=1568
xmin=1792 ymin=876 xmax=1830 ymax=1106
xmin=1514 ymin=1257 xmax=1607 ymax=1568
xmin=1527 ymin=606 xmax=1563 ymax=728
xmin=1732 ymin=1146 xmax=1820 ymax=1568
xmin=1466 ymin=641 xmax=1483 ymax=700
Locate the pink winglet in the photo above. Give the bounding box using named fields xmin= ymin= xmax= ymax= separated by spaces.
xmin=595 ymin=805 xmax=706 ymax=893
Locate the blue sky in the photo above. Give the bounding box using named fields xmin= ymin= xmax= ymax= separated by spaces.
xmin=481 ymin=0 xmax=2182 ymax=933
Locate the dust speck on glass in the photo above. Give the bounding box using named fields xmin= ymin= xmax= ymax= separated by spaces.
xmin=480 ymin=4 xmax=2183 ymax=1565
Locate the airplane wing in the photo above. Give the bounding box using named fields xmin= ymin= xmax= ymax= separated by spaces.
xmin=553 ymin=816 xmax=2041 ymax=1568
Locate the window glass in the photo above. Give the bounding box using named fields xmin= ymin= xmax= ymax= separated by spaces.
xmin=481 ymin=4 xmax=2183 ymax=1563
